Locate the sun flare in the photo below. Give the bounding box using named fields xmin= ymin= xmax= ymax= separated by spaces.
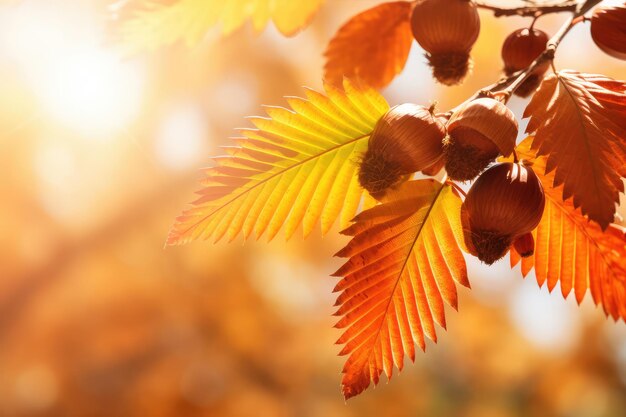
xmin=0 ymin=0 xmax=145 ymax=138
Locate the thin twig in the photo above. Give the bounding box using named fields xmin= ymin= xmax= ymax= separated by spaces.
xmin=469 ymin=0 xmax=602 ymax=103
xmin=475 ymin=0 xmax=581 ymax=17
xmin=497 ymin=0 xmax=602 ymax=100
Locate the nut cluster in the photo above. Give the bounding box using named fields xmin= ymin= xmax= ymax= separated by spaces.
xmin=356 ymin=0 xmax=610 ymax=266
xmin=359 ymin=97 xmax=519 ymax=194
xmin=358 ymin=102 xmax=545 ymax=265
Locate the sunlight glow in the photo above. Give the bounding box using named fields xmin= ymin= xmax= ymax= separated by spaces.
xmin=509 ymin=277 xmax=581 ymax=352
xmin=155 ymin=102 xmax=209 ymax=170
xmin=0 ymin=1 xmax=146 ymax=138
xmin=38 ymin=50 xmax=144 ymax=138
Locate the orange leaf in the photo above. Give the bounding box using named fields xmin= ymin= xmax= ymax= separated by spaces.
xmin=523 ymin=70 xmax=626 ymax=229
xmin=324 ymin=1 xmax=413 ymax=90
xmin=333 ymin=180 xmax=469 ymax=399
xmin=510 ymin=138 xmax=626 ymax=321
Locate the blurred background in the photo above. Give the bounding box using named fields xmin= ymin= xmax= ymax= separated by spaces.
xmin=0 ymin=1 xmax=625 ymax=416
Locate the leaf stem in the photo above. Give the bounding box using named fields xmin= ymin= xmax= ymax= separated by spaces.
xmin=446 ymin=180 xmax=468 ymax=198
xmin=529 ymin=14 xmax=540 ymax=30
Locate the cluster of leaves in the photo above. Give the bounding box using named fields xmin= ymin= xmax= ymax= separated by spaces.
xmin=111 ymin=0 xmax=626 ymax=400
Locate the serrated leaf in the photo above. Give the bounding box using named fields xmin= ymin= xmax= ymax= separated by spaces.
xmin=333 ymin=180 xmax=469 ymax=399
xmin=324 ymin=1 xmax=413 ymax=90
xmin=510 ymin=138 xmax=626 ymax=321
xmin=523 ymin=71 xmax=626 ymax=229
xmin=111 ymin=0 xmax=324 ymax=51
xmin=167 ymin=79 xmax=388 ymax=245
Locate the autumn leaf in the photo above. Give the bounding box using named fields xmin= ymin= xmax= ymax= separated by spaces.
xmin=167 ymin=79 xmax=386 ymax=245
xmin=111 ymin=0 xmax=324 ymax=51
xmin=324 ymin=1 xmax=413 ymax=90
xmin=333 ymin=180 xmax=469 ymax=399
xmin=510 ymin=138 xmax=626 ymax=321
xmin=523 ymin=70 xmax=626 ymax=230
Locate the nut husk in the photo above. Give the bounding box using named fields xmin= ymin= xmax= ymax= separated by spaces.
xmin=444 ymin=98 xmax=518 ymax=181
xmin=359 ymin=103 xmax=446 ymax=198
xmin=462 ymin=162 xmax=545 ymax=264
xmin=501 ymin=28 xmax=550 ymax=97
xmin=502 ymin=28 xmax=549 ymax=73
xmin=411 ymin=0 xmax=480 ymax=85
xmin=591 ymin=5 xmax=626 ymax=60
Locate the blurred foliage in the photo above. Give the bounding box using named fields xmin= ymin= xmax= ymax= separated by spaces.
xmin=0 ymin=0 xmax=624 ymax=416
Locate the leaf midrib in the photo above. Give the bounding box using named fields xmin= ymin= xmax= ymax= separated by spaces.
xmin=546 ymin=74 xmax=618 ymax=280
xmin=556 ymin=74 xmax=605 ymax=219
xmin=365 ymin=182 xmax=447 ymax=367
xmin=177 ymin=133 xmax=370 ymax=238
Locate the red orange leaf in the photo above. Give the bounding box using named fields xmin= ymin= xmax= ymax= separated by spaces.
xmin=333 ymin=180 xmax=469 ymax=399
xmin=510 ymin=138 xmax=626 ymax=321
xmin=324 ymin=1 xmax=413 ymax=90
xmin=523 ymin=70 xmax=626 ymax=229
xmin=167 ymin=79 xmax=386 ymax=245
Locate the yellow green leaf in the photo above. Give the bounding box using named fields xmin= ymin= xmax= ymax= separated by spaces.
xmin=112 ymin=0 xmax=324 ymax=51
xmin=167 ymin=79 xmax=388 ymax=245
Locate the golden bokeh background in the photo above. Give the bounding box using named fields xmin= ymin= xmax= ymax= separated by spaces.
xmin=0 ymin=1 xmax=625 ymax=416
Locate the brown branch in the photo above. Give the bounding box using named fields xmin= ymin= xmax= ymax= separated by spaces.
xmin=497 ymin=0 xmax=602 ymax=101
xmin=475 ymin=0 xmax=581 ymax=17
xmin=443 ymin=0 xmax=602 ymax=109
